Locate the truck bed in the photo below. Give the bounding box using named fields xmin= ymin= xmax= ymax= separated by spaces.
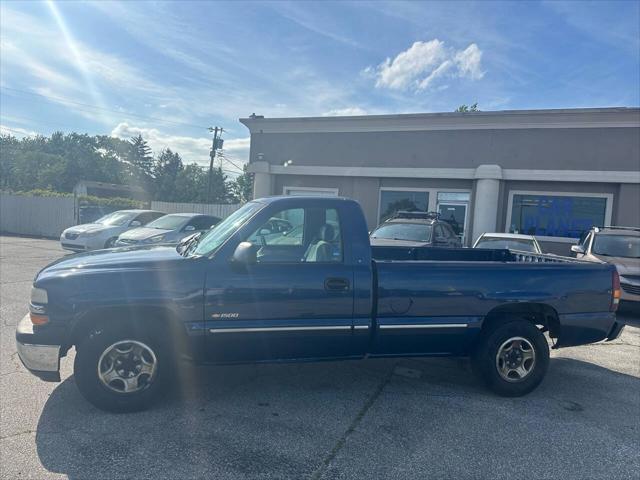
xmin=371 ymin=245 xmax=581 ymax=263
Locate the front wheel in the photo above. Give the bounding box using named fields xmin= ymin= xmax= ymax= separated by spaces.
xmin=74 ymin=325 xmax=171 ymax=412
xmin=472 ymin=320 xmax=549 ymax=397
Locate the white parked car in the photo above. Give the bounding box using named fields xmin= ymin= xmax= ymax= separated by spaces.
xmin=473 ymin=233 xmax=542 ymax=254
xmin=60 ymin=210 xmax=165 ymax=252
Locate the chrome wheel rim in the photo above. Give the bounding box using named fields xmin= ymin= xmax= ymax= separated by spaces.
xmin=495 ymin=336 xmax=536 ymax=382
xmin=97 ymin=340 xmax=157 ymax=394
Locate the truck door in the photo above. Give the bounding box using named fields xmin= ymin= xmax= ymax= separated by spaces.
xmin=203 ymin=204 xmax=357 ymax=362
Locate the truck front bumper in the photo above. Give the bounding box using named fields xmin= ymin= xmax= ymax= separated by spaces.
xmin=16 ymin=314 xmax=61 ymax=382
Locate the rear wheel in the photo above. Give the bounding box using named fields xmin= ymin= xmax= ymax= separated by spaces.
xmin=472 ymin=320 xmax=549 ymax=397
xmin=74 ymin=324 xmax=171 ymax=412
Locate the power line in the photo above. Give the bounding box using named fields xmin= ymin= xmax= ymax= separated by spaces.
xmin=1 ymin=86 xmax=210 ymax=131
xmin=218 ymin=152 xmax=245 ymax=172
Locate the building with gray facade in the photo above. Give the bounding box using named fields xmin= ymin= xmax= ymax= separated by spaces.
xmin=241 ymin=107 xmax=640 ymax=250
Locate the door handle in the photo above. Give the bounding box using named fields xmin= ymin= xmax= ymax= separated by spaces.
xmin=325 ymin=277 xmax=350 ymax=291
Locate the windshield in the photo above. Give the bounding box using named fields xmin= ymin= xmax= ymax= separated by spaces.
xmin=475 ymin=238 xmax=538 ymax=252
xmin=95 ymin=211 xmax=135 ymax=226
xmin=192 ymin=202 xmax=264 ymax=256
xmin=146 ymin=215 xmax=188 ymax=230
xmin=592 ymin=234 xmax=640 ymax=258
xmin=371 ymin=223 xmax=432 ymax=242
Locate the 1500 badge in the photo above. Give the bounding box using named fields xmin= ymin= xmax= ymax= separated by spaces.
xmin=211 ymin=313 xmax=240 ymax=319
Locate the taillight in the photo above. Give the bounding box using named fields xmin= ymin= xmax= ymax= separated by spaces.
xmin=30 ymin=312 xmax=49 ymax=325
xmin=611 ymin=270 xmax=621 ymax=312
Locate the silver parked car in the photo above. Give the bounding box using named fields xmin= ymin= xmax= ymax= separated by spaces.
xmin=115 ymin=213 xmax=221 ymax=247
xmin=572 ymin=227 xmax=640 ymax=305
xmin=60 ymin=210 xmax=165 ymax=252
xmin=473 ymin=233 xmax=542 ymax=253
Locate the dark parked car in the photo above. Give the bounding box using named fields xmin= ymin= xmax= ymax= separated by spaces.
xmin=115 ymin=213 xmax=221 ymax=247
xmin=370 ymin=211 xmax=462 ymax=248
xmin=18 ymin=196 xmax=621 ymax=412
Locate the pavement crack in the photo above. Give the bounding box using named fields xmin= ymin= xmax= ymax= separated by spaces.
xmin=0 ymin=429 xmax=36 ymax=440
xmin=309 ymin=362 xmax=397 ymax=480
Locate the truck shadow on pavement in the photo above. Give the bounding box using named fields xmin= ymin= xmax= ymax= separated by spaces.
xmin=34 ymin=356 xmax=639 ymax=480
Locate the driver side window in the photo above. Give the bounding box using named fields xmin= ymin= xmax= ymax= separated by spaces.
xmin=244 ymin=207 xmax=342 ymax=263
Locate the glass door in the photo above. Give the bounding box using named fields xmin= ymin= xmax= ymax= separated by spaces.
xmin=437 ymin=203 xmax=468 ymax=244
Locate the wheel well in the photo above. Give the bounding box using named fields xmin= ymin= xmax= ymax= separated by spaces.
xmin=481 ymin=303 xmax=560 ymax=340
xmin=70 ymin=306 xmax=191 ymax=358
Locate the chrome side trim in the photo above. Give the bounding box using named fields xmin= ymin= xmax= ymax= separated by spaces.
xmin=379 ymin=323 xmax=468 ymax=330
xmin=16 ymin=342 xmax=60 ymax=372
xmin=209 ymin=325 xmax=352 ymax=334
xmin=353 ymin=325 xmax=369 ymax=330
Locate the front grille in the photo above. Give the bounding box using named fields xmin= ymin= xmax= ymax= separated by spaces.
xmin=65 ymin=232 xmax=79 ymax=240
xmin=118 ymin=239 xmax=137 ymax=245
xmin=621 ymin=283 xmax=640 ymax=296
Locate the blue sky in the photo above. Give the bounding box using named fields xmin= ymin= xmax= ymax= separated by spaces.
xmin=1 ymin=1 xmax=639 ymax=171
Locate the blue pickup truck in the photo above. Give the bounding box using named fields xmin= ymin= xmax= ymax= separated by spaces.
xmin=17 ymin=196 xmax=624 ymax=412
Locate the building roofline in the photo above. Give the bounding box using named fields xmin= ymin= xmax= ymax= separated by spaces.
xmin=240 ymin=107 xmax=640 ymax=134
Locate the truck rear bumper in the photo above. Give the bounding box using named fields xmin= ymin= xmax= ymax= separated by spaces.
xmin=556 ymin=312 xmax=617 ymax=348
xmin=15 ymin=314 xmax=61 ymax=382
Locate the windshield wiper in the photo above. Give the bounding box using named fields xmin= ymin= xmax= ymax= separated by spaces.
xmin=177 ymin=232 xmax=200 ymax=256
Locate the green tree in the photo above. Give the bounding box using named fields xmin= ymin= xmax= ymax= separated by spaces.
xmin=455 ymin=103 xmax=479 ymax=112
xmin=230 ymin=164 xmax=254 ymax=202
xmin=154 ymin=148 xmax=184 ymax=201
xmin=128 ymin=134 xmax=154 ymax=192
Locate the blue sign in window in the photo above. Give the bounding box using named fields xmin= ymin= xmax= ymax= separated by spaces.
xmin=510 ymin=194 xmax=607 ymax=239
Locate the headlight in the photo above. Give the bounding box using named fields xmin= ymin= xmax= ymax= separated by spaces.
xmin=82 ymin=230 xmax=102 ymax=237
xmin=30 ymin=287 xmax=48 ymax=304
xmin=148 ymin=235 xmax=165 ymax=243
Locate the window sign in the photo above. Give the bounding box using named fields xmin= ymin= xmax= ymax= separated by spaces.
xmin=509 ymin=194 xmax=607 ymax=239
xmin=379 ymin=190 xmax=429 ymax=223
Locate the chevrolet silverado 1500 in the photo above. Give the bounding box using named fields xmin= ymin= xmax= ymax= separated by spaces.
xmin=17 ymin=196 xmax=624 ymax=411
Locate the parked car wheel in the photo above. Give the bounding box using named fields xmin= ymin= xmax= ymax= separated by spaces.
xmin=104 ymin=237 xmax=118 ymax=248
xmin=74 ymin=324 xmax=171 ymax=412
xmin=472 ymin=320 xmax=549 ymax=397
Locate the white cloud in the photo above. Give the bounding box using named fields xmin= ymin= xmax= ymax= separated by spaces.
xmin=0 ymin=124 xmax=38 ymax=137
xmin=110 ymin=123 xmax=249 ymax=167
xmin=370 ymin=40 xmax=484 ymax=91
xmin=322 ymin=107 xmax=368 ymax=116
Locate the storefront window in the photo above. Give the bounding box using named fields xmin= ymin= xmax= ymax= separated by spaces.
xmin=379 ymin=190 xmax=429 ymax=223
xmin=509 ymin=193 xmax=607 ymax=239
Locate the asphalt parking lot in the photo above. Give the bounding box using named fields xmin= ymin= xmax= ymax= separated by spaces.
xmin=1 ymin=235 xmax=639 ymax=479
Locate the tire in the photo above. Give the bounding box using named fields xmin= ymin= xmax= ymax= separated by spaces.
xmin=104 ymin=237 xmax=117 ymax=248
xmin=472 ymin=319 xmax=549 ymax=397
xmin=74 ymin=324 xmax=171 ymax=412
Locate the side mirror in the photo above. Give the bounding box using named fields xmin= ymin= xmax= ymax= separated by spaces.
xmin=130 ymin=220 xmax=142 ymax=227
xmin=571 ymin=245 xmax=585 ymax=255
xmin=184 ymin=225 xmax=196 ymax=231
xmin=232 ymin=242 xmax=257 ymax=265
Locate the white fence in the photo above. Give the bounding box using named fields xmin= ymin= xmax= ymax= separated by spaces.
xmin=0 ymin=193 xmax=76 ymax=238
xmin=151 ymin=201 xmax=241 ymax=218
xmin=0 ymin=193 xmax=241 ymax=239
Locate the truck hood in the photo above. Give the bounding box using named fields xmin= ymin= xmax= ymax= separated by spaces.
xmin=37 ymin=245 xmax=187 ymax=280
xmin=118 ymin=227 xmax=172 ymax=241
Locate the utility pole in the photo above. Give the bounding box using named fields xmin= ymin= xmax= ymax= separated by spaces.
xmin=207 ymin=126 xmax=223 ymax=203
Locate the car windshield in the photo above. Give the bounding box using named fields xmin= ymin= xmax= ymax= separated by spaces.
xmin=192 ymin=202 xmax=264 ymax=256
xmin=95 ymin=211 xmax=135 ymax=226
xmin=475 ymin=238 xmax=538 ymax=252
xmin=371 ymin=223 xmax=432 ymax=242
xmin=146 ymin=215 xmax=188 ymax=230
xmin=592 ymin=234 xmax=640 ymax=258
